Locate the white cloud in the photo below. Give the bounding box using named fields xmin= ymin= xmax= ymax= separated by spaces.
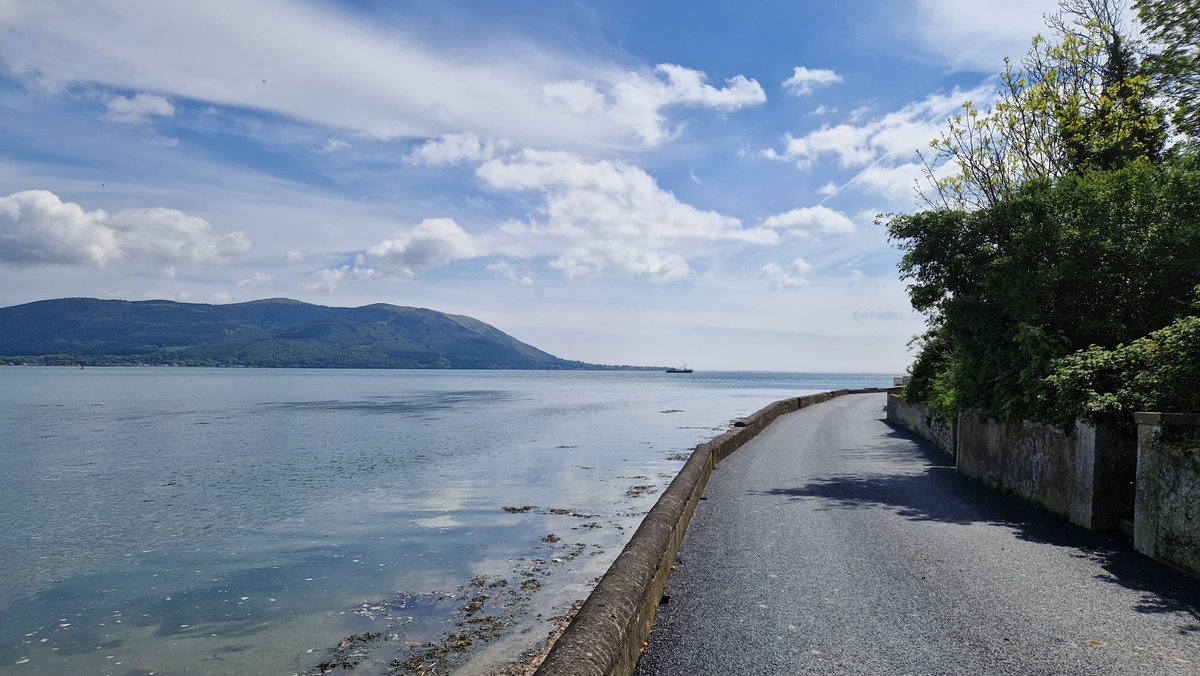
xmin=817 ymin=182 xmax=838 ymax=196
xmin=0 ymin=190 xmax=118 ymax=265
xmin=237 ymin=271 xmax=272 ymax=288
xmin=477 ymin=149 xmax=777 ymax=281
xmin=853 ymin=307 xmax=908 ymax=320
xmin=405 ymin=132 xmax=505 ymax=167
xmin=760 ymin=259 xmax=812 ymax=289
xmin=552 ymin=244 xmax=691 ymax=283
xmin=850 ymin=163 xmax=928 ymax=204
xmin=762 ymin=205 xmax=856 ymax=237
xmin=301 ymin=266 xmax=349 ymax=293
xmin=283 ymin=248 xmax=307 ymax=264
xmin=487 ymin=261 xmax=534 ymax=286
xmin=763 ymin=84 xmax=995 ymax=207
xmin=542 ymin=80 xmax=606 ymax=115
xmin=0 ymin=190 xmax=249 ymax=266
xmin=544 ymin=64 xmax=766 ymax=145
xmin=907 ymin=0 xmax=1059 ymax=73
xmin=782 ymin=67 xmax=842 ymax=96
xmin=104 ymin=92 xmax=174 ymax=123
xmin=110 ymin=207 xmax=250 ymax=263
xmin=308 ymin=218 xmax=485 ymax=290
xmin=770 ymin=125 xmax=874 ymax=170
xmin=0 ymin=1 xmax=761 ymax=149
xmin=363 ymin=218 xmax=483 ymax=276
xmin=318 ymin=138 xmax=350 ymax=153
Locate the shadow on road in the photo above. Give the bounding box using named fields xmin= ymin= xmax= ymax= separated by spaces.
xmin=760 ymin=418 xmax=1200 ymax=635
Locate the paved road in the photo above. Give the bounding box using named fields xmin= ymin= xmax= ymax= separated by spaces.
xmin=636 ymin=393 xmax=1200 ymax=675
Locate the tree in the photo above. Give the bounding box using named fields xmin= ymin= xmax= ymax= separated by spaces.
xmin=890 ymin=1 xmax=1200 ymax=423
xmin=1137 ymin=0 xmax=1200 ymax=140
xmin=890 ymin=155 xmax=1200 ymax=421
xmin=920 ymin=0 xmax=1165 ymax=209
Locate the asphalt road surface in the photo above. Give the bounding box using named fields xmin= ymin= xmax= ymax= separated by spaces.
xmin=636 ymin=393 xmax=1200 ymax=675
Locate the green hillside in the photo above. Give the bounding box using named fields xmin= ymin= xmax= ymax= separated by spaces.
xmin=0 ymin=298 xmax=615 ymax=369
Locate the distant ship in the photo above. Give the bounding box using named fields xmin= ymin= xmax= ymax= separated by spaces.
xmin=666 ymin=365 xmax=693 ymax=373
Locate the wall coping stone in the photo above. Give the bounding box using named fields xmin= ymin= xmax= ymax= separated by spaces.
xmin=1134 ymin=412 xmax=1200 ymax=426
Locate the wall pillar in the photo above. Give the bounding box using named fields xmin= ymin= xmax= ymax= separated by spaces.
xmin=1134 ymin=412 xmax=1200 ymax=574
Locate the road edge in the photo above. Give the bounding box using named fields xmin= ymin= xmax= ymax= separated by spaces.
xmin=533 ymin=387 xmax=893 ymax=676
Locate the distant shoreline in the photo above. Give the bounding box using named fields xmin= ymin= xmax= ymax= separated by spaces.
xmin=0 ymin=359 xmax=664 ymax=371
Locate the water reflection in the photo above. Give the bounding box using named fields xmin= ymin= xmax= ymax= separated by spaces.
xmin=0 ymin=368 xmax=888 ymax=673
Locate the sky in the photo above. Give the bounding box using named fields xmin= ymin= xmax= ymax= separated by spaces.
xmin=0 ymin=0 xmax=1061 ymax=372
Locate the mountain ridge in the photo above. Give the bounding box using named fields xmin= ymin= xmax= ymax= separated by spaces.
xmin=0 ymin=297 xmax=646 ymax=370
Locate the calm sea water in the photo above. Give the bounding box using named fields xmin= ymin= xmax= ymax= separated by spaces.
xmin=0 ymin=368 xmax=889 ymax=674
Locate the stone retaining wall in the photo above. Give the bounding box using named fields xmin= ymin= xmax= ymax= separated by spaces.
xmin=884 ymin=403 xmax=1136 ymax=530
xmin=885 ymin=394 xmax=956 ymax=458
xmin=1134 ymin=413 xmax=1200 ymax=575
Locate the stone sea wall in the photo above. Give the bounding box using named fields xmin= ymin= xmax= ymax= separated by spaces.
xmin=535 ymin=387 xmax=893 ymax=676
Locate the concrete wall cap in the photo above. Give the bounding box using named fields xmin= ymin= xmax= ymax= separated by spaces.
xmin=1135 ymin=412 xmax=1200 ymax=426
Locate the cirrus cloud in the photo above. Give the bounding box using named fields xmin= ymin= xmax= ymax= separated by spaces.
xmin=0 ymin=1 xmax=764 ymax=150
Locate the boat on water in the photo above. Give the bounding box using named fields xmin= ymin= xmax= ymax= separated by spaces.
xmin=666 ymin=365 xmax=693 ymax=373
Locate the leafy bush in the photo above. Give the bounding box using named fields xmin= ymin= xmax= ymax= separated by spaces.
xmin=890 ymin=153 xmax=1200 ymax=421
xmin=1046 ymin=313 xmax=1200 ymax=421
xmin=901 ymin=327 xmax=959 ymax=418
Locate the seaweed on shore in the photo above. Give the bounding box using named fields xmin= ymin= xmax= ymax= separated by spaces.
xmin=624 ymin=484 xmax=658 ymax=498
xmin=385 ymin=574 xmax=528 ymax=674
xmin=303 ymin=531 xmax=597 ymax=675
xmin=502 ymin=505 xmax=600 ymax=519
xmin=311 ymin=631 xmax=387 ymax=673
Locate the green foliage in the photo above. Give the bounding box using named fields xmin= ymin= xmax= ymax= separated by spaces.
xmin=890 ymin=155 xmax=1200 ymax=420
xmin=1137 ymin=0 xmax=1200 ymax=140
xmin=1059 ymin=33 xmax=1166 ymax=170
xmin=902 ymin=327 xmax=958 ymax=418
xmin=893 ymin=1 xmax=1199 ymax=423
xmin=924 ymin=1 xmax=1166 ymax=209
xmin=1009 ymin=323 xmax=1071 ymax=418
xmin=1046 ymin=313 xmax=1200 ymax=420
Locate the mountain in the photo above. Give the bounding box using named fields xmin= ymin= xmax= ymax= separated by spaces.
xmin=0 ymin=297 xmax=619 ymax=369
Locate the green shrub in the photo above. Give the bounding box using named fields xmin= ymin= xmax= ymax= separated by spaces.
xmin=1046 ymin=314 xmax=1200 ymax=420
xmin=890 ymin=153 xmax=1200 ymax=421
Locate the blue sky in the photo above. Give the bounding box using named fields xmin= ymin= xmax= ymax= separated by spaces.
xmin=0 ymin=0 xmax=1058 ymax=371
